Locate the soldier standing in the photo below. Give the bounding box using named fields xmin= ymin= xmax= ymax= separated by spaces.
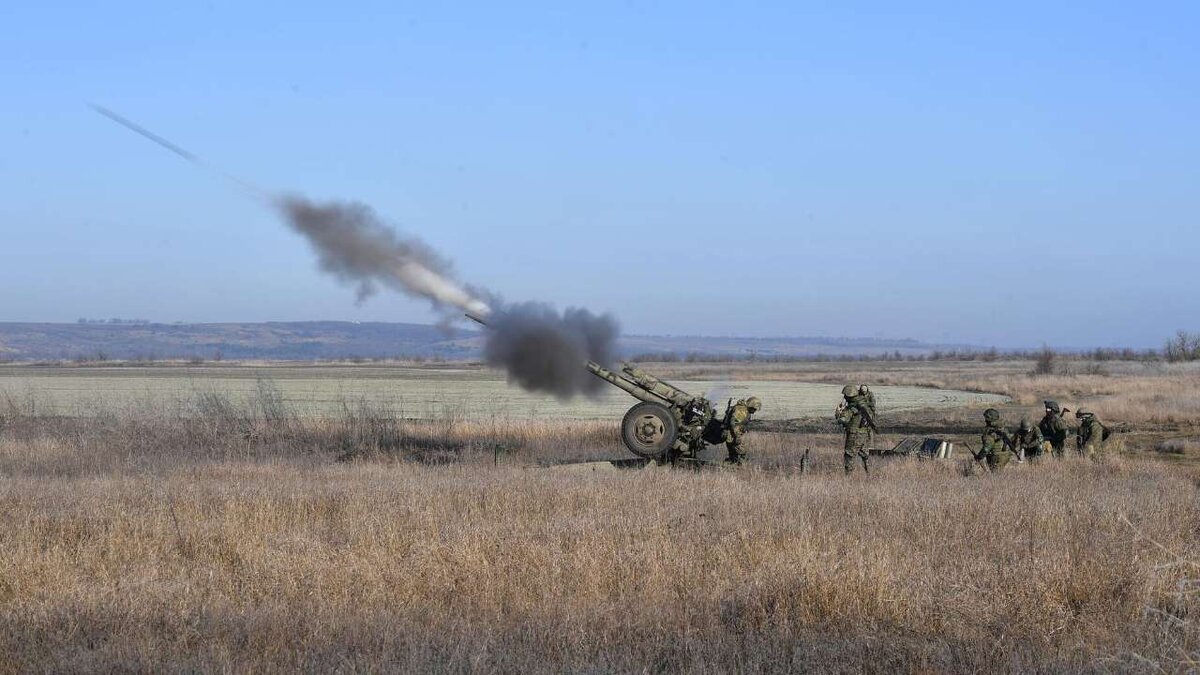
xmin=1038 ymin=400 xmax=1070 ymax=458
xmin=1013 ymin=418 xmax=1044 ymax=463
xmin=976 ymin=408 xmax=1015 ymax=471
xmin=724 ymin=396 xmax=761 ymax=465
xmin=858 ymin=384 xmax=876 ymax=417
xmin=1074 ymin=409 xmax=1107 ymax=459
xmin=835 ymin=384 xmax=874 ymax=474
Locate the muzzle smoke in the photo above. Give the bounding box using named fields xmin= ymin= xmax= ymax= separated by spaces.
xmin=482 ymin=303 xmax=619 ymax=399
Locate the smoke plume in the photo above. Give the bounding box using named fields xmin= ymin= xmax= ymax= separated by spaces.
xmin=90 ymin=105 xmax=619 ymax=399
xmin=483 ymin=303 xmax=619 ymax=399
xmin=276 ymin=195 xmax=489 ymax=315
xmin=275 ymin=196 xmax=618 ymax=398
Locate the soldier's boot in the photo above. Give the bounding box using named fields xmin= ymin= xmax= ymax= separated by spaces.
xmin=859 ymin=450 xmax=870 ymax=474
xmin=843 ymin=453 xmax=855 ymax=475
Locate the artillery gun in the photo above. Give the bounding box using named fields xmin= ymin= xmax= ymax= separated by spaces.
xmin=465 ymin=311 xmax=752 ymax=460
xmin=586 ymin=361 xmax=734 ymax=459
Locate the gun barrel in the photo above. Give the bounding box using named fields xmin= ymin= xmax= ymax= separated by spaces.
xmin=585 ymin=361 xmax=674 ymax=407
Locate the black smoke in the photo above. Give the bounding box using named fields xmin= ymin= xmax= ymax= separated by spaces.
xmin=482 ymin=303 xmax=619 ymax=399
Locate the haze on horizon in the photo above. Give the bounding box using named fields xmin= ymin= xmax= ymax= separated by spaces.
xmin=1 ymin=2 xmax=1196 ymax=350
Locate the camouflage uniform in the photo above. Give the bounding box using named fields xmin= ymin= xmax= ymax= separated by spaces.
xmin=836 ymin=385 xmax=872 ymax=474
xmin=1038 ymin=400 xmax=1070 ymax=459
xmin=1013 ymin=419 xmax=1044 ymax=462
xmin=1075 ymin=410 xmax=1106 ymax=459
xmin=724 ymin=397 xmax=760 ymax=464
xmin=858 ymin=385 xmax=877 ymax=418
xmin=978 ymin=408 xmax=1014 ymax=472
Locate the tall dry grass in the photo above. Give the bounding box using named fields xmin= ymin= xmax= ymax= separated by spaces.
xmin=1 ymin=397 xmax=1198 ymax=672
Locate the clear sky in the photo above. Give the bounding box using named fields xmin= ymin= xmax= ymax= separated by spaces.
xmin=1 ymin=2 xmax=1196 ymax=348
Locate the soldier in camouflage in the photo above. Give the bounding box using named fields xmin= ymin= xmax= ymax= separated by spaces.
xmin=724 ymin=396 xmax=761 ymax=465
xmin=835 ymin=384 xmax=872 ymax=474
xmin=1074 ymin=409 xmax=1106 ymax=459
xmin=1038 ymin=400 xmax=1070 ymax=459
xmin=858 ymin=384 xmax=876 ymax=417
xmin=1013 ymin=418 xmax=1044 ymax=463
xmin=977 ymin=408 xmax=1015 ymax=471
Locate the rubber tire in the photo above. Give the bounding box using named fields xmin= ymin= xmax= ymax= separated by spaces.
xmin=621 ymin=402 xmax=678 ymax=458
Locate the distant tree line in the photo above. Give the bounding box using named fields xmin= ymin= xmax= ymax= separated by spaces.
xmin=76 ymin=318 xmax=151 ymax=325
xmin=628 ymin=331 xmax=1200 ymax=365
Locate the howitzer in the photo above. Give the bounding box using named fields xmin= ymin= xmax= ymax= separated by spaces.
xmin=466 ymin=312 xmax=751 ymax=459
xmin=586 ymin=361 xmax=731 ymax=458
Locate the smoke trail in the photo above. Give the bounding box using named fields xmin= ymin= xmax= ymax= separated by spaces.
xmin=91 ymin=104 xmax=620 ymax=399
xmin=276 ymin=195 xmax=490 ymax=315
xmin=482 ymin=302 xmax=619 ymax=399
xmin=276 ymin=197 xmax=619 ymax=398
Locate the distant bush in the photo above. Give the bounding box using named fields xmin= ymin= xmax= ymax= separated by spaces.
xmin=1031 ymin=346 xmax=1057 ymax=375
xmin=1164 ymin=330 xmax=1200 ymax=362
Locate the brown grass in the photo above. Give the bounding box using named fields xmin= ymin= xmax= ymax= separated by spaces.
xmin=1 ymin=394 xmax=1199 ymax=673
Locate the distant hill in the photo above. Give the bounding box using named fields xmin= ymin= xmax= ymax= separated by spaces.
xmin=0 ymin=321 xmax=974 ymax=362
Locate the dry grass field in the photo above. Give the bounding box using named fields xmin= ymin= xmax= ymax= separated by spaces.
xmin=1 ymin=360 xmax=1198 ymax=672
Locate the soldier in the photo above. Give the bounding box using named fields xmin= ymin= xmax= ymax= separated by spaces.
xmin=1038 ymin=400 xmax=1070 ymax=458
xmin=1074 ymin=409 xmax=1107 ymax=459
xmin=977 ymin=408 xmax=1015 ymax=471
xmin=1013 ymin=418 xmax=1044 ymax=463
xmin=835 ymin=384 xmax=874 ymax=474
xmin=858 ymin=384 xmax=877 ymax=417
xmin=724 ymin=396 xmax=761 ymax=465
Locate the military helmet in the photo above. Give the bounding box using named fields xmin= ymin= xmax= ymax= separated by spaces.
xmin=1019 ymin=418 xmax=1030 ymax=430
xmin=1075 ymin=409 xmax=1092 ymax=418
xmin=984 ymin=408 xmax=1000 ymax=423
xmin=745 ymin=396 xmax=761 ymax=412
xmin=1044 ymin=400 xmax=1061 ymax=413
xmin=841 ymin=384 xmax=857 ymax=397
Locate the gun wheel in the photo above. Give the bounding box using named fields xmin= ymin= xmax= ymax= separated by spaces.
xmin=621 ymin=402 xmax=678 ymax=458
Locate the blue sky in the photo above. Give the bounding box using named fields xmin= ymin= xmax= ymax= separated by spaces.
xmin=1 ymin=1 xmax=1196 ymax=348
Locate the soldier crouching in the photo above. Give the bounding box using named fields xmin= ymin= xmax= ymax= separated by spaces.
xmin=977 ymin=408 xmax=1015 ymax=471
xmin=1038 ymin=400 xmax=1070 ymax=458
xmin=1013 ymin=418 xmax=1044 ymax=463
xmin=1074 ymin=409 xmax=1108 ymax=460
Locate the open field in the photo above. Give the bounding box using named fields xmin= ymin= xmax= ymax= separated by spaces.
xmin=0 ymin=363 xmax=1005 ymax=421
xmin=1 ymin=359 xmax=1197 ymax=672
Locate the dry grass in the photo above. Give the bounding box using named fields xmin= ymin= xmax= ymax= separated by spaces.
xmin=1 ymin=370 xmax=1198 ymax=672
